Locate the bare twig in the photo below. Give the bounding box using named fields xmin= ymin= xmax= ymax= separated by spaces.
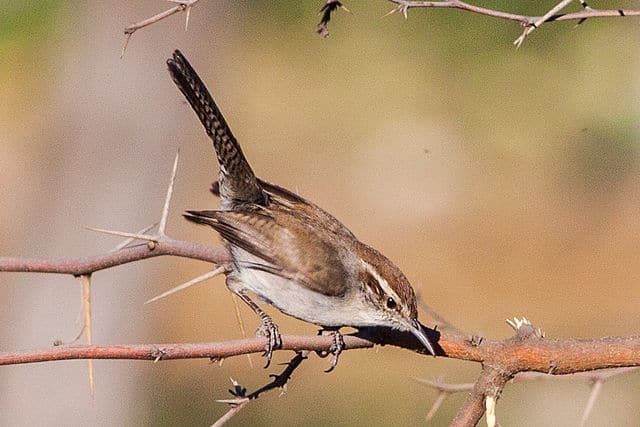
xmin=581 ymin=377 xmax=603 ymax=426
xmin=385 ymin=0 xmax=640 ymax=24
xmin=0 ymin=335 xmax=372 ymax=366
xmin=144 ymin=266 xmax=226 ymax=304
xmin=213 ymin=352 xmax=308 ymax=426
xmin=384 ymin=0 xmax=640 ymax=45
xmin=415 ymin=378 xmax=475 ymax=420
xmin=451 ymin=366 xmax=510 ymax=427
xmin=417 ymin=296 xmax=463 ymax=335
xmin=86 ymin=227 xmax=159 ymax=243
xmin=111 ymin=223 xmax=158 ymax=252
xmin=0 ymin=240 xmax=230 ymax=275
xmin=418 ymin=368 xmax=640 ymax=423
xmin=122 ymin=0 xmax=201 ymax=56
xmin=80 ymin=274 xmax=94 ymax=397
xmin=122 ymin=1 xmax=640 ymax=48
xmin=2 ymin=326 xmax=640 ymax=374
xmin=513 ymin=0 xmax=574 ymax=47
xmin=158 ymin=150 xmax=180 ymax=237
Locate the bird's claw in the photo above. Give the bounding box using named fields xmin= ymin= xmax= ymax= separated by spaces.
xmin=316 ymin=329 xmax=345 ymax=373
xmin=256 ymin=318 xmax=281 ymax=368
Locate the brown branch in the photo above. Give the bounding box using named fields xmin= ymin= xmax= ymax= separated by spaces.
xmin=0 ymin=335 xmax=372 ymax=366
xmin=123 ymin=1 xmax=640 ymax=46
xmin=213 ymin=352 xmax=308 ymax=426
xmin=383 ymin=0 xmax=640 ymax=46
xmin=2 ymin=319 xmax=639 ymax=427
xmin=122 ymin=0 xmax=201 ymax=56
xmin=3 ymin=326 xmax=640 ymax=373
xmin=417 ymin=367 xmax=639 ymax=423
xmin=451 ymin=366 xmax=508 ymax=427
xmin=2 ymin=147 xmax=638 ymax=424
xmin=0 ymin=238 xmax=231 ymax=275
xmin=386 ymin=0 xmax=640 ymax=24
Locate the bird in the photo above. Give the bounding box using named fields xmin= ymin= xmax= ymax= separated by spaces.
xmin=166 ymin=50 xmax=435 ymax=370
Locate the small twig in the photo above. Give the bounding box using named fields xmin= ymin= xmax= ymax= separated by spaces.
xmin=111 ymin=223 xmax=158 ymax=252
xmin=211 ymin=398 xmax=247 ymax=427
xmin=122 ymin=0 xmax=201 ymax=57
xmin=415 ymin=377 xmax=475 ymax=420
xmin=425 ymin=391 xmax=447 ymax=421
xmin=230 ymin=292 xmax=254 ymax=369
xmin=415 ymin=377 xmax=475 ymax=392
xmin=145 ymin=266 xmax=225 ymax=304
xmin=79 ymin=274 xmax=94 ymax=397
xmin=86 ymin=227 xmax=159 ymax=243
xmin=513 ymin=0 xmax=574 ymax=47
xmin=581 ymin=378 xmax=603 ymax=426
xmin=158 ymin=150 xmax=180 ymax=237
xmin=213 ymin=352 xmax=308 ymax=426
xmin=385 ymin=0 xmax=640 ymax=45
xmin=417 ymin=296 xmax=463 ymax=335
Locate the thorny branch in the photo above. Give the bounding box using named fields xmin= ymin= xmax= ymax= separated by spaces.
xmin=213 ymin=352 xmax=308 ymax=427
xmin=1 ymin=320 xmax=640 ymax=424
xmin=3 ymin=152 xmax=640 ymax=425
xmin=417 ymin=364 xmax=638 ymax=424
xmin=122 ymin=0 xmax=201 ymax=56
xmin=384 ymin=0 xmax=640 ymax=46
xmin=124 ymin=0 xmax=640 ymax=45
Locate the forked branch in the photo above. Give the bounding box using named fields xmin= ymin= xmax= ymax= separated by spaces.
xmin=125 ymin=1 xmax=640 ymax=46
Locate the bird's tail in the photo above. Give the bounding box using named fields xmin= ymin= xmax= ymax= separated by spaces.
xmin=167 ymin=50 xmax=265 ymax=207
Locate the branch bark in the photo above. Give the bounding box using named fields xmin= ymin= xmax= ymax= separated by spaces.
xmin=2 ymin=326 xmax=640 ymax=372
xmin=0 ymin=239 xmax=230 ymax=275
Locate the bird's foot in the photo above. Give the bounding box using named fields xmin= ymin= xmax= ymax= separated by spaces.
xmin=316 ymin=329 xmax=345 ymax=373
xmin=256 ymin=316 xmax=282 ymax=368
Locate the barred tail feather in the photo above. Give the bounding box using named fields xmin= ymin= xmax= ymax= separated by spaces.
xmin=167 ymin=50 xmax=264 ymax=207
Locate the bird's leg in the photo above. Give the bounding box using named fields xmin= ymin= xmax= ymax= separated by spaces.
xmin=316 ymin=327 xmax=345 ymax=373
xmin=233 ymin=289 xmax=281 ymax=368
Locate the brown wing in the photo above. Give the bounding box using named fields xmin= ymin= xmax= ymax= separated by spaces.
xmin=210 ymin=178 xmax=355 ymax=240
xmin=184 ymin=207 xmax=350 ymax=297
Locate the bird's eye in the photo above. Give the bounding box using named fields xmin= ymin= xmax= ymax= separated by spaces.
xmin=386 ymin=297 xmax=397 ymax=310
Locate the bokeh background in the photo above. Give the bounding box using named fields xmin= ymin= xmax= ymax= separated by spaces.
xmin=2 ymin=1 xmax=640 ymax=425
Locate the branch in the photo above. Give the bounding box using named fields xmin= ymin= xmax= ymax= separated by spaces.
xmin=418 ymin=367 xmax=639 ymax=424
xmin=0 ymin=239 xmax=231 ymax=275
xmin=382 ymin=0 xmax=640 ymax=46
xmin=0 ymin=335 xmax=373 ymax=366
xmin=213 ymin=352 xmax=308 ymax=426
xmin=385 ymin=0 xmax=640 ymax=24
xmin=3 ymin=325 xmax=640 ymax=372
xmin=124 ymin=1 xmax=640 ymax=46
xmin=122 ymin=0 xmax=201 ymax=56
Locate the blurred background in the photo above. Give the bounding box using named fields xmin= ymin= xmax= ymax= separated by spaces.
xmin=1 ymin=0 xmax=640 ymax=425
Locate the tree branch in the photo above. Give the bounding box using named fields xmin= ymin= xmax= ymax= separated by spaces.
xmin=213 ymin=352 xmax=308 ymax=426
xmin=123 ymin=1 xmax=640 ymax=46
xmin=0 ymin=239 xmax=231 ymax=275
xmin=384 ymin=0 xmax=640 ymax=46
xmin=386 ymin=0 xmax=640 ymax=24
xmin=0 ymin=335 xmax=373 ymax=366
xmin=3 ymin=325 xmax=640 ymax=373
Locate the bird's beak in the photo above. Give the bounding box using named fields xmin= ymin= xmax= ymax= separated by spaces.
xmin=410 ymin=319 xmax=436 ymax=356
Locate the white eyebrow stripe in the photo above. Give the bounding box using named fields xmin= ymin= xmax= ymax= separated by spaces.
xmin=362 ymin=260 xmax=400 ymax=303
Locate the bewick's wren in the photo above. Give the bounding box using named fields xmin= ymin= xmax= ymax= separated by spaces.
xmin=167 ymin=50 xmax=435 ymax=369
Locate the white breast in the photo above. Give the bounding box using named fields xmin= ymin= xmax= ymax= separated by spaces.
xmin=227 ymin=249 xmax=387 ymax=328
